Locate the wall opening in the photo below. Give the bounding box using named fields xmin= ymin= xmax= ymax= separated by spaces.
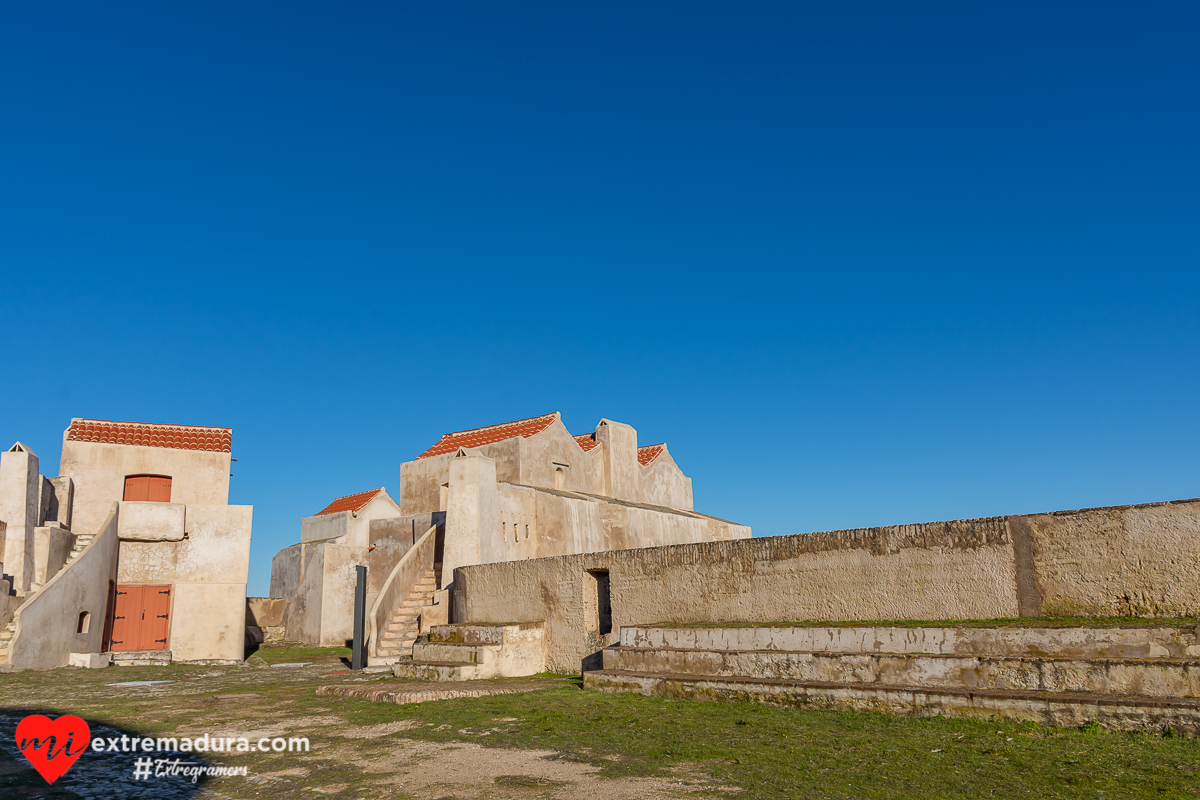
xmin=77 ymin=611 xmax=90 ymax=634
xmin=554 ymin=468 xmax=565 ymax=490
xmin=123 ymin=475 xmax=172 ymax=502
xmin=439 ymin=483 xmax=449 ymax=512
xmin=587 ymin=570 xmax=612 ymax=635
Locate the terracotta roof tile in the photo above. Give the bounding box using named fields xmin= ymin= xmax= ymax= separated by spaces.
xmin=416 ymin=413 xmax=558 ymax=459
xmin=638 ymin=444 xmax=664 ymax=466
xmin=66 ymin=418 xmax=232 ymax=453
xmin=573 ymin=433 xmax=599 ymax=452
xmin=315 ymin=488 xmax=385 ymax=516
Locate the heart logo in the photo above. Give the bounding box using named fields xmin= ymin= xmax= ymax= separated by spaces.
xmin=15 ymin=714 xmax=91 ymax=784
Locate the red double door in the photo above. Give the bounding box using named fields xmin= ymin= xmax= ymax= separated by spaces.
xmin=109 ymin=585 xmax=172 ymax=652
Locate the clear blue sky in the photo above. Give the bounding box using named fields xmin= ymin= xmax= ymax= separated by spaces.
xmin=2 ymin=3 xmax=1197 ymax=597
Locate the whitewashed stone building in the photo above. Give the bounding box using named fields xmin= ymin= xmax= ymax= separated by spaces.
xmin=0 ymin=419 xmax=252 ymax=669
xmin=269 ymin=412 xmax=750 ymax=656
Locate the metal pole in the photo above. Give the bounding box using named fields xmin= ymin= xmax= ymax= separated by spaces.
xmin=352 ymin=564 xmax=367 ymax=670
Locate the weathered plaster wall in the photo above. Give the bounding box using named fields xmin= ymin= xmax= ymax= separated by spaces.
xmin=400 ymin=415 xmax=693 ymax=516
xmin=638 ymin=448 xmax=692 ymax=511
xmin=31 ymin=526 xmax=74 ymax=589
xmin=44 ymin=476 xmax=73 ymax=529
xmin=443 ymin=452 xmax=748 ymax=589
xmin=60 ymin=439 xmax=231 ymax=537
xmin=454 ymin=499 xmax=1200 ymax=674
xmin=118 ymin=501 xmax=186 ymax=541
xmin=300 ymin=512 xmax=349 ymax=544
xmin=271 ymin=510 xmax=440 ymax=645
xmin=273 ymin=543 xmax=325 ymax=644
xmin=246 ymin=597 xmax=286 ymax=627
xmin=1018 ymin=500 xmax=1200 ymax=617
xmin=516 ymin=417 xmax=603 ymax=496
xmin=117 ymin=504 xmax=252 ymax=662
xmin=368 ymin=512 xmax=443 ymax=596
xmin=454 ymin=516 xmax=1017 ymax=673
xmin=6 ymin=503 xmax=119 ymax=670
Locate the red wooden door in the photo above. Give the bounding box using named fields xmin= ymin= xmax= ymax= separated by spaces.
xmin=123 ymin=476 xmax=149 ymax=501
xmin=147 ymin=476 xmax=172 ymax=502
xmin=123 ymin=476 xmax=172 ymax=502
xmin=108 ymin=585 xmax=172 ymax=651
xmin=141 ymin=586 xmax=172 ymax=648
xmin=109 ymin=586 xmax=143 ymax=651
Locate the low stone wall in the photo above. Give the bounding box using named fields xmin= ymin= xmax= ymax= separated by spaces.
xmin=453 ymin=498 xmax=1200 ymax=674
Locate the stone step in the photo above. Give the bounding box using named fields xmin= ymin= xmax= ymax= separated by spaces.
xmin=412 ymin=641 xmax=500 ymax=666
xmin=428 ymin=622 xmax=544 ymax=646
xmin=110 ymin=649 xmax=172 ymax=667
xmin=583 ymin=669 xmax=1200 ymax=735
xmin=604 ymin=646 xmax=1200 ymax=699
xmin=392 ymin=660 xmax=488 ymax=682
xmin=619 ymin=623 xmax=1200 ymax=660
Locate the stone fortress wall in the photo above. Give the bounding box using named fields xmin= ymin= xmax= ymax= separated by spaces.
xmin=452 ymin=498 xmax=1200 ymax=673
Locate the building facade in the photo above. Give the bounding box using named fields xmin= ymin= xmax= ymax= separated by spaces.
xmin=269 ymin=412 xmax=750 ymax=648
xmin=0 ymin=419 xmax=252 ymax=669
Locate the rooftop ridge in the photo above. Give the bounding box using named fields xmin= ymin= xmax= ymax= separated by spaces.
xmin=66 ymin=418 xmax=232 ymax=453
xmin=315 ymin=487 xmax=385 ymax=516
xmin=415 ymin=412 xmax=559 ymax=459
xmin=637 ymin=443 xmax=665 ymax=466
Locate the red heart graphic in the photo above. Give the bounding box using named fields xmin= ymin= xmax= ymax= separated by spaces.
xmin=15 ymin=714 xmax=91 ymax=784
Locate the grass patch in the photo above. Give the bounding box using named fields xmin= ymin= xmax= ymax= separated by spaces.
xmin=379 ymin=688 xmax=1200 ymax=799
xmin=250 ymin=643 xmax=353 ymax=665
xmin=3 ymin=658 xmax=1198 ymax=798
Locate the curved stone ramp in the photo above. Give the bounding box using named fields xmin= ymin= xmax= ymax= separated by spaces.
xmin=316 ymin=678 xmax=565 ymax=706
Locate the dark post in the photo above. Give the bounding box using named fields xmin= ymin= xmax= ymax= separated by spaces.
xmin=352 ymin=564 xmax=367 ymax=670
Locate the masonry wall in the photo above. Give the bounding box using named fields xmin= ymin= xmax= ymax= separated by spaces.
xmin=60 ymin=439 xmax=231 ymax=537
xmin=116 ymin=504 xmax=252 ymax=662
xmin=453 ymin=498 xmax=1200 ymax=674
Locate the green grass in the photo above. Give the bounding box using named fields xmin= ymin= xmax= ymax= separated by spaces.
xmin=245 ymin=642 xmax=353 ymax=665
xmin=4 ymin=646 xmax=1199 ymax=799
xmin=363 ymin=688 xmax=1200 ymax=799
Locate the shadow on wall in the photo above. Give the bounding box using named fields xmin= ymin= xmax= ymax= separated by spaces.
xmin=0 ymin=711 xmax=216 ymax=798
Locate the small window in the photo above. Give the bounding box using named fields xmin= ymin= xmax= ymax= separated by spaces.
xmin=525 ymin=524 xmax=529 ymax=539
xmin=554 ymin=467 xmax=565 ymax=490
xmin=77 ymin=611 xmax=90 ymax=634
xmin=124 ymin=475 xmax=172 ymax=502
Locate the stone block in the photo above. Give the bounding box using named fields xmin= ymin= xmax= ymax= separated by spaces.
xmin=68 ymin=652 xmax=110 ymax=669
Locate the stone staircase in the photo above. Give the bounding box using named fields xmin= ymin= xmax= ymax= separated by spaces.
xmin=374 ymin=564 xmax=441 ymax=662
xmin=585 ymin=623 xmax=1200 ymax=735
xmin=68 ymin=532 xmax=95 ymax=564
xmin=393 ymin=622 xmax=546 ymax=681
xmin=0 ymin=531 xmax=92 ymax=666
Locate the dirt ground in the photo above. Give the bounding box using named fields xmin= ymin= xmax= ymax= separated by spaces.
xmin=0 ymin=651 xmax=729 ymax=800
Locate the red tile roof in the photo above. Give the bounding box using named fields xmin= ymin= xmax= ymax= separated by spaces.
xmin=416 ymin=413 xmax=558 ymax=459
xmin=315 ymin=488 xmax=385 ymax=516
xmin=638 ymin=444 xmax=664 ymax=466
xmin=573 ymin=433 xmax=599 ymax=452
xmin=66 ymin=418 xmax=232 ymax=453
